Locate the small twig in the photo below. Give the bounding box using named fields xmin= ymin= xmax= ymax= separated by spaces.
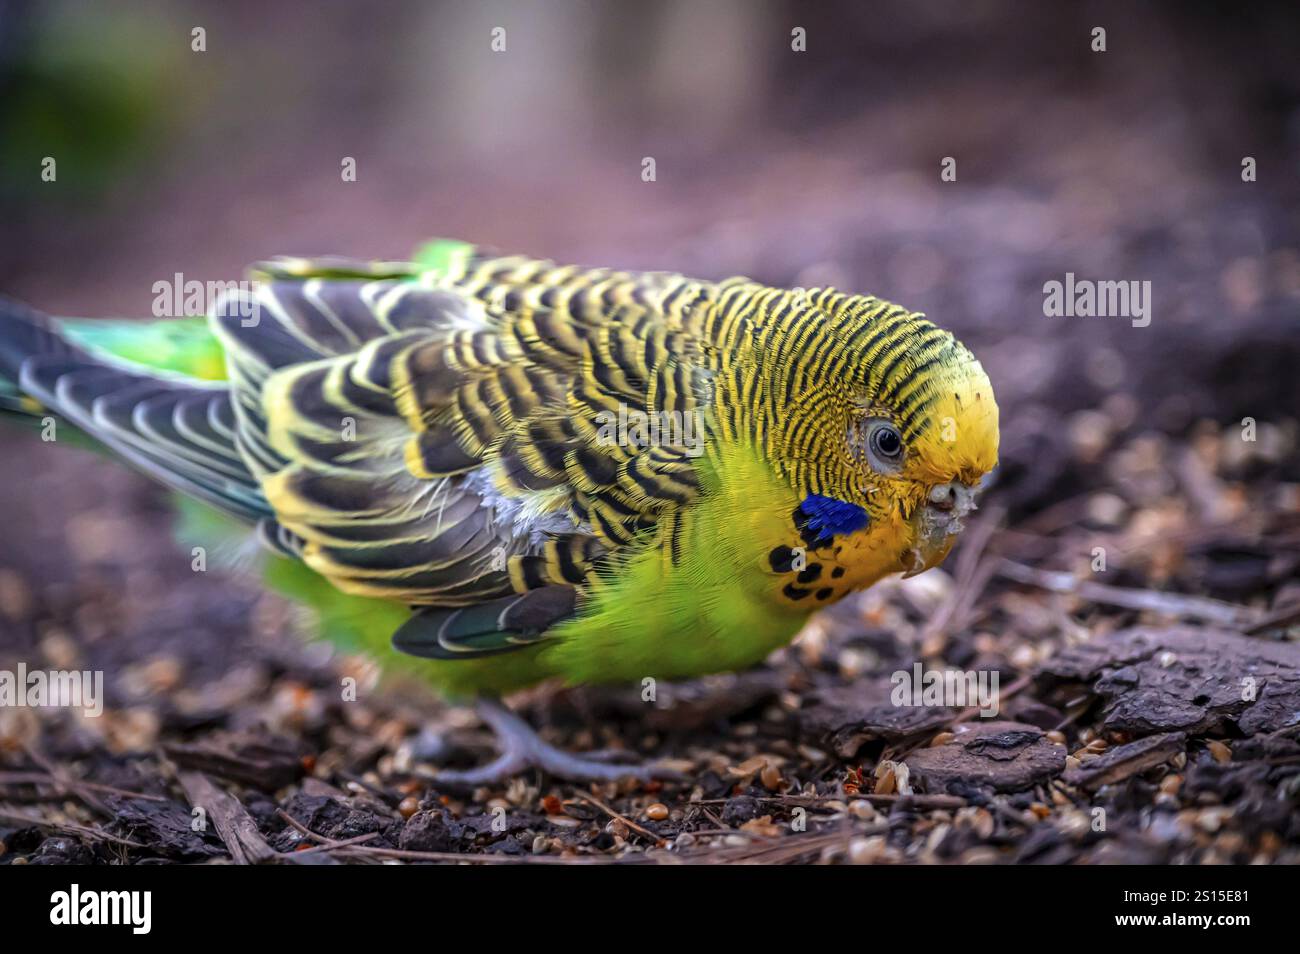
xmin=0 ymin=771 xmax=168 ymax=803
xmin=333 ymin=844 xmax=643 ymax=864
xmin=683 ymin=826 xmax=887 ymax=864
xmin=0 ymin=807 xmax=145 ymax=849
xmin=996 ymin=559 xmax=1256 ymax=628
xmin=570 ymin=791 xmax=665 ymax=845
xmin=274 ymin=812 xmax=381 ymax=856
xmin=1243 ymin=603 xmax=1300 ymax=635
xmin=289 ymin=833 xmax=381 ymax=857
xmin=21 ymin=744 xmax=112 ymax=817
xmin=693 ymin=792 xmax=967 ymax=810
xmin=176 ymin=770 xmax=277 ymax=865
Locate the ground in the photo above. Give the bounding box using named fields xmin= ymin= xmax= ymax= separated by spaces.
xmin=1 ymin=403 xmax=1297 ymax=863
xmin=1 ymin=2 xmax=1298 ymax=865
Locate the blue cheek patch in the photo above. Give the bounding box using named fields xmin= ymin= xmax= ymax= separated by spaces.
xmin=795 ymin=494 xmax=870 ymax=546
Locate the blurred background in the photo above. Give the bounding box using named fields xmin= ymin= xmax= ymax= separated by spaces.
xmin=1 ymin=0 xmax=1299 ymax=866
xmin=0 ymin=0 xmax=1298 ymax=744
xmin=2 ymin=0 xmax=1299 ymax=435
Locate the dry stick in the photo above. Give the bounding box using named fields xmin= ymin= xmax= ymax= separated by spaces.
xmin=276 ymin=808 xmax=645 ymax=865
xmin=0 ymin=807 xmax=145 ymax=849
xmin=336 ymin=844 xmax=642 ymax=864
xmin=290 ymin=832 xmax=381 ymax=857
xmin=1244 ymin=603 xmax=1300 ymax=635
xmin=0 ymin=771 xmax=169 ymax=803
xmin=695 ymin=792 xmax=967 ymax=810
xmin=176 ymin=770 xmax=276 ymax=865
xmin=571 ymin=791 xmax=666 ymax=845
xmin=690 ymin=825 xmax=888 ymax=864
xmin=274 ymin=810 xmax=382 ymax=857
xmin=996 ymin=559 xmax=1256 ymax=628
xmin=21 ymin=744 xmax=112 ymax=817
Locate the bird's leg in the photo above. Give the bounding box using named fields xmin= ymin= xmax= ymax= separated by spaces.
xmin=432 ymin=698 xmax=673 ymax=786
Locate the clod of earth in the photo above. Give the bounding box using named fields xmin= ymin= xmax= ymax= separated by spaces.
xmin=902 ymin=721 xmax=1066 ymax=794
xmin=797 ymin=677 xmax=955 ymax=758
xmin=1036 ymin=627 xmax=1300 ymax=736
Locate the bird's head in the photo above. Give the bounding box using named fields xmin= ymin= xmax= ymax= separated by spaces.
xmin=749 ymin=288 xmax=999 ymax=582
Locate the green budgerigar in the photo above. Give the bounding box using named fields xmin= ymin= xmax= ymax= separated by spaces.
xmin=0 ymin=241 xmax=999 ymax=782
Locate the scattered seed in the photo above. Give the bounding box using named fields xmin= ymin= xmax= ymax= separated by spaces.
xmin=875 ymin=767 xmax=897 ymax=796
xmin=1207 ymin=740 xmax=1232 ymax=764
xmin=848 ymin=800 xmax=878 ymax=821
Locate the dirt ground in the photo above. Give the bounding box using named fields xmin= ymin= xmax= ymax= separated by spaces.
xmin=1 ymin=2 xmax=1298 ymax=864
xmin=1 ymin=395 xmax=1298 ymax=864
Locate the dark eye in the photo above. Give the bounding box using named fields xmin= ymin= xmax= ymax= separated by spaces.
xmin=871 ymin=424 xmax=903 ymax=459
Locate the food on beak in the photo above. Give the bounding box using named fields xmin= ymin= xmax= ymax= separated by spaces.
xmin=902 ymin=481 xmax=980 ymax=577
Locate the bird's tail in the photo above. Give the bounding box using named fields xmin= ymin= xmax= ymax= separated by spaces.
xmin=0 ymin=298 xmax=80 ymax=419
xmin=0 ymin=297 xmax=269 ymax=521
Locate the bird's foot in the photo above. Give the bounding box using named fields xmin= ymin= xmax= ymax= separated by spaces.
xmin=431 ymin=699 xmax=681 ymax=787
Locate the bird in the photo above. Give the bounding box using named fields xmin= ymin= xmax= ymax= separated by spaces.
xmin=0 ymin=239 xmax=999 ymax=784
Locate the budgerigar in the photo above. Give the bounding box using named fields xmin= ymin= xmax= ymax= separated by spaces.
xmin=0 ymin=241 xmax=999 ymax=783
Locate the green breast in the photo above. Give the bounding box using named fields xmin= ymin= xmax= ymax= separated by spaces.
xmin=541 ymin=443 xmax=814 ymax=685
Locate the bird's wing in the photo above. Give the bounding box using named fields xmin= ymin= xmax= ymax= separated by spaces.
xmin=211 ymin=254 xmax=717 ymax=657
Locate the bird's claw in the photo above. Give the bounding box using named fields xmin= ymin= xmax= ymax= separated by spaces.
xmin=430 ymin=699 xmax=686 ymax=787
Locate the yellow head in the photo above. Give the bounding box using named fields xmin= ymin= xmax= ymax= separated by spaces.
xmin=742 ymin=287 xmax=1000 ymax=580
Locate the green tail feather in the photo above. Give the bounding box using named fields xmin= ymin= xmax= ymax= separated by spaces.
xmin=58 ymin=315 xmax=228 ymax=381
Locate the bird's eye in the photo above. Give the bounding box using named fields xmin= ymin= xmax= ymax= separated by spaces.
xmin=855 ymin=418 xmax=906 ymax=474
xmin=870 ymin=424 xmax=903 ymax=460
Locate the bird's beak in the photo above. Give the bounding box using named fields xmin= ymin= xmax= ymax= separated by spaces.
xmin=900 ymin=480 xmax=980 ymax=578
